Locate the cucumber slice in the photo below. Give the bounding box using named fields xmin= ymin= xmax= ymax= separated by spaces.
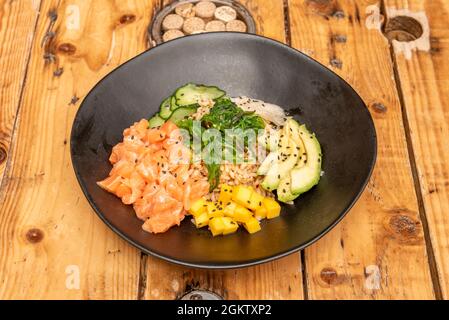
xmin=170 ymin=96 xmax=179 ymax=111
xmin=148 ymin=114 xmax=165 ymax=128
xmin=159 ymin=97 xmax=172 ymax=119
xmin=175 ymin=83 xmax=226 ymax=106
xmin=166 ymin=105 xmax=198 ymax=125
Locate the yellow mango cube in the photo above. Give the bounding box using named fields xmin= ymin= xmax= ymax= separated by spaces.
xmin=247 ymin=191 xmax=265 ymax=211
xmin=223 ymin=201 xmax=238 ymax=218
xmin=189 ymin=198 xmax=207 ymax=216
xmin=254 ymin=205 xmax=267 ymax=220
xmin=209 ymin=217 xmax=225 ymax=236
xmin=207 ymin=201 xmax=224 ymax=218
xmin=263 ymin=197 xmax=281 ymax=219
xmin=222 ymin=217 xmax=239 ymax=235
xmin=194 ymin=212 xmax=209 ymax=228
xmin=232 ymin=185 xmax=253 ymax=207
xmin=218 ymin=184 xmax=233 ymax=204
xmin=244 ymin=217 xmax=261 ymax=234
xmin=234 ymin=205 xmax=252 ymax=223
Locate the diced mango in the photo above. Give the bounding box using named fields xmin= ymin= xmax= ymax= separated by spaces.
xmin=223 ymin=201 xmax=238 ymax=218
xmin=209 ymin=217 xmax=225 ymax=236
xmin=218 ymin=184 xmax=233 ymax=204
xmin=247 ymin=191 xmax=265 ymax=211
xmin=232 ymin=186 xmax=253 ymax=207
xmin=193 ymin=212 xmax=209 ymax=228
xmin=234 ymin=205 xmax=252 ymax=223
xmin=207 ymin=201 xmax=224 ymax=218
xmin=189 ymin=198 xmax=207 ymax=216
xmin=244 ymin=217 xmax=261 ymax=234
xmin=254 ymin=205 xmax=267 ymax=220
xmin=263 ymin=197 xmax=281 ymax=219
xmin=221 ymin=217 xmax=239 ymax=235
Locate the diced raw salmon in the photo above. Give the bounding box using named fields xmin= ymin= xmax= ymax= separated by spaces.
xmin=98 ymin=119 xmax=209 ymax=234
xmin=97 ymin=175 xmax=122 ymax=193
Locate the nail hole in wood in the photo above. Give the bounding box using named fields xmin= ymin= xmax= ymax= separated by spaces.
xmin=333 ymin=34 xmax=347 ymax=43
xmin=389 ymin=215 xmax=419 ymax=238
xmin=120 ymin=14 xmax=136 ymax=24
xmin=371 ymin=102 xmax=387 ymax=113
xmin=305 ymin=0 xmax=338 ymax=17
xmin=26 ymin=228 xmax=44 ymax=244
xmin=58 ymin=43 xmax=77 ymax=55
xmin=320 ymin=267 xmax=338 ymax=285
xmin=330 ymin=58 xmax=342 ymax=69
xmin=383 ymin=16 xmax=423 ymax=42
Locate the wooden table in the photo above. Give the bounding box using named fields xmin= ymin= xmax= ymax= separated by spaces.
xmin=0 ymin=0 xmax=448 ymax=300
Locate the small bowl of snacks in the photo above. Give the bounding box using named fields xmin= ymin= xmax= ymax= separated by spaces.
xmin=149 ymin=0 xmax=256 ymax=45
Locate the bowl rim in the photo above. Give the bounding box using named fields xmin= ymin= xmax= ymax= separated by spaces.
xmin=70 ymin=32 xmax=378 ymax=269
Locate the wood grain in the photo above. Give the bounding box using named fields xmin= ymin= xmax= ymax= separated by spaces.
xmin=0 ymin=0 xmax=41 ymax=191
xmin=143 ymin=0 xmax=304 ymax=300
xmin=384 ymin=0 xmax=449 ymax=299
xmin=0 ymin=0 xmax=158 ymax=299
xmin=288 ymin=0 xmax=435 ymax=299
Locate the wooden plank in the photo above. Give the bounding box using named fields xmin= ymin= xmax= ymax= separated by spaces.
xmin=384 ymin=0 xmax=449 ymax=299
xmin=0 ymin=0 xmax=158 ymax=299
xmin=288 ymin=0 xmax=435 ymax=299
xmin=144 ymin=254 xmax=302 ymax=299
xmin=0 ymin=0 xmax=41 ymax=190
xmin=143 ymin=0 xmax=304 ymax=300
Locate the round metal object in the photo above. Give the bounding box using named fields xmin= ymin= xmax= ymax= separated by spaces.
xmin=180 ymin=290 xmax=223 ymax=300
xmin=148 ymin=0 xmax=256 ymax=46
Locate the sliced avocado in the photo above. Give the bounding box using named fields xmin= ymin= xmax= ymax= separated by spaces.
xmin=258 ymin=128 xmax=280 ymax=152
xmin=276 ymin=119 xmax=308 ymax=203
xmin=277 ymin=175 xmax=297 ymax=203
xmin=257 ymin=152 xmax=278 ymax=176
xmin=285 ymin=118 xmax=307 ymax=168
xmin=289 ymin=122 xmax=322 ymax=196
xmin=261 ymin=136 xmax=299 ymax=191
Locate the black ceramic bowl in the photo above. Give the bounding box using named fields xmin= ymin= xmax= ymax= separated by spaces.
xmin=71 ymin=33 xmax=376 ymax=269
